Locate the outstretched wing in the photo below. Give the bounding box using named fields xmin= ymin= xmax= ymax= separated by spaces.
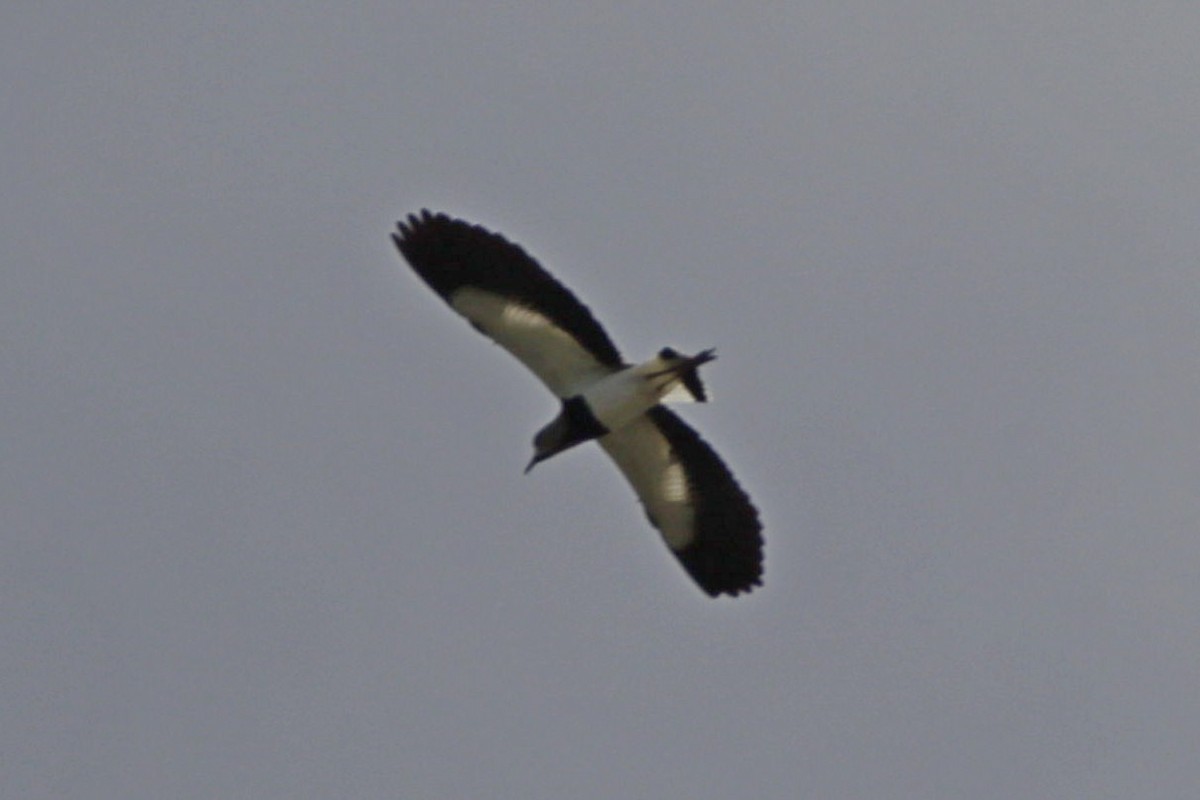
xmin=393 ymin=210 xmax=623 ymax=397
xmin=599 ymin=407 xmax=763 ymax=597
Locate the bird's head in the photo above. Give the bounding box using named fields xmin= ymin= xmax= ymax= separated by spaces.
xmin=525 ymin=415 xmax=571 ymax=474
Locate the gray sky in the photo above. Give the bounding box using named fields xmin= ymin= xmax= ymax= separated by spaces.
xmin=4 ymin=4 xmax=1198 ymax=798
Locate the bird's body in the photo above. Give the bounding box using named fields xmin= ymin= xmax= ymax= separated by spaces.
xmin=579 ymin=348 xmax=714 ymax=434
xmin=392 ymin=210 xmax=763 ymax=597
xmin=527 ymin=348 xmax=715 ymax=470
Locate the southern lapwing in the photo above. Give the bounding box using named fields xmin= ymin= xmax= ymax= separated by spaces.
xmin=392 ymin=210 xmax=763 ymax=597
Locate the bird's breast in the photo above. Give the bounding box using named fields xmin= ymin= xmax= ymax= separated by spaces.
xmin=579 ymin=367 xmax=662 ymax=433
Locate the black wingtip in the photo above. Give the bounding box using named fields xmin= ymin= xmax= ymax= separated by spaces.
xmin=678 ymin=545 xmax=764 ymax=597
xmin=392 ymin=209 xmax=502 ymax=301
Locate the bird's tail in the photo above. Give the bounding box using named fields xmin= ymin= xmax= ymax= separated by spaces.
xmin=649 ymin=347 xmax=717 ymax=403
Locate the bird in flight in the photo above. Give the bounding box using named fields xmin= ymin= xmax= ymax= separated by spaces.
xmin=392 ymin=210 xmax=763 ymax=597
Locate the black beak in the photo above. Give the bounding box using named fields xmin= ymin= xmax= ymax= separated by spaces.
xmin=524 ymin=453 xmax=543 ymax=474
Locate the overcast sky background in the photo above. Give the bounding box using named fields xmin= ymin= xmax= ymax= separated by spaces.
xmin=5 ymin=4 xmax=1199 ymax=798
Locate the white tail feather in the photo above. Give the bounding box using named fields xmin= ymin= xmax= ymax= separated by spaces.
xmin=661 ymin=382 xmax=702 ymax=403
